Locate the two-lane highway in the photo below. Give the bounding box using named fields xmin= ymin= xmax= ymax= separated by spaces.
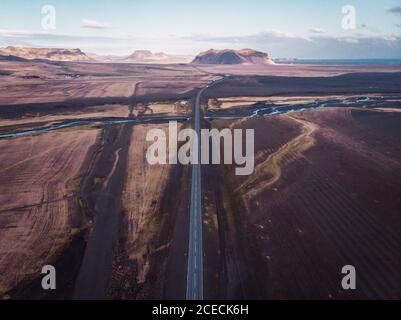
xmin=186 ymin=85 xmax=204 ymax=300
xmin=186 ymin=76 xmax=227 ymax=300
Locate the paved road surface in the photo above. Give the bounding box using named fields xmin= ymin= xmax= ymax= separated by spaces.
xmin=186 ymin=77 xmax=226 ymax=300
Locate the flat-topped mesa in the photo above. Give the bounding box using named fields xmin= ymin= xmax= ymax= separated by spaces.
xmin=0 ymin=46 xmax=91 ymax=62
xmin=128 ymin=50 xmax=170 ymax=61
xmin=191 ymin=48 xmax=274 ymax=65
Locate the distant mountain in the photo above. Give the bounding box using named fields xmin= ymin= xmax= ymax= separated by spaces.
xmin=0 ymin=46 xmax=91 ymax=62
xmin=125 ymin=50 xmax=189 ymax=63
xmin=89 ymin=50 xmax=191 ymax=64
xmin=192 ymin=48 xmax=274 ymax=65
xmin=128 ymin=50 xmax=169 ymax=61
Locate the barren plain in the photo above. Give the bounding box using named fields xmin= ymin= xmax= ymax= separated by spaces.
xmin=0 ymin=57 xmax=401 ymax=299
xmin=204 ymin=104 xmax=401 ymax=299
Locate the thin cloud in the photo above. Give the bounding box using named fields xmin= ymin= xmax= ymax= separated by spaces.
xmin=0 ymin=29 xmax=121 ymax=42
xmin=186 ymin=30 xmax=306 ymax=43
xmin=386 ymin=6 xmax=401 ymax=15
xmin=81 ymin=19 xmax=111 ymax=29
xmin=359 ymin=24 xmax=381 ymax=33
xmin=308 ymin=28 xmax=326 ymax=34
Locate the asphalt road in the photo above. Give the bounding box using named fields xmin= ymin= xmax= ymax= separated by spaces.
xmin=186 ymin=76 xmax=226 ymax=300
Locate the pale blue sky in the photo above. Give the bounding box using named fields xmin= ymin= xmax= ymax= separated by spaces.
xmin=0 ymin=0 xmax=400 ymax=58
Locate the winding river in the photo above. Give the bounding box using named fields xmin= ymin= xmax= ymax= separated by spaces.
xmin=1 ymin=95 xmax=400 ymax=139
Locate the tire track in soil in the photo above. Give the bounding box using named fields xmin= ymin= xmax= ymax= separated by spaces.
xmin=73 ymin=124 xmax=132 ymax=299
xmin=238 ymin=115 xmax=317 ymax=199
xmin=275 ymin=142 xmax=401 ymax=298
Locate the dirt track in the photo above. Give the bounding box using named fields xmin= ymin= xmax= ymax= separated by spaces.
xmin=239 ymin=116 xmax=318 ymax=199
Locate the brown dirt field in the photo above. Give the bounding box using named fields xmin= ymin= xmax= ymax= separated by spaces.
xmin=0 ymin=61 xmax=214 ymax=107
xmin=0 ymin=62 xmax=205 ymax=298
xmin=61 ymin=62 xmax=207 ymax=78
xmin=204 ymin=107 xmax=401 ymax=299
xmin=133 ymin=100 xmax=190 ymax=117
xmin=0 ymin=60 xmax=68 ymax=79
xmin=202 ymin=116 xmax=302 ymax=299
xmin=0 ymin=128 xmax=100 ymax=298
xmin=0 ymin=104 xmax=130 ymax=129
xmin=0 ymin=78 xmax=138 ymax=105
xmin=195 ymin=63 xmax=401 ymax=77
xmin=108 ymin=123 xmax=191 ymax=299
xmin=205 ymin=73 xmax=401 ymax=99
xmin=132 ymin=76 xmax=219 ymax=101
xmin=238 ymin=116 xmax=318 ymax=201
xmin=122 ymin=124 xmax=177 ymax=288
